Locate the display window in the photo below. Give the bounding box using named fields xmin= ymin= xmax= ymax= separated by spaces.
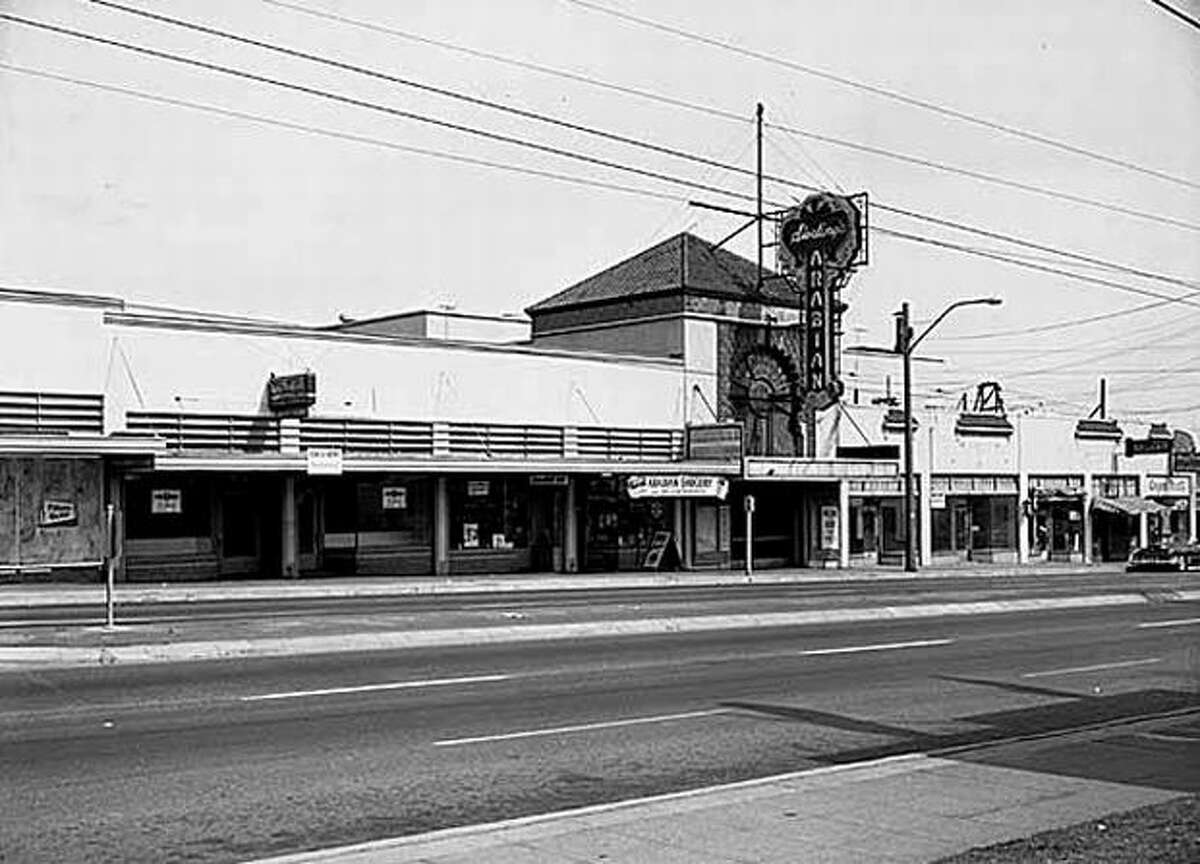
xmin=125 ymin=475 xmax=212 ymax=539
xmin=449 ymin=476 xmax=529 ymax=550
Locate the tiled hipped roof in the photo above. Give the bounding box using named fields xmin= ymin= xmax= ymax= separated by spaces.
xmin=526 ymin=232 xmax=790 ymax=314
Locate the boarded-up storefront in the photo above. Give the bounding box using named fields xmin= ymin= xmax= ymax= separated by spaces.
xmin=0 ymin=457 xmax=105 ymax=571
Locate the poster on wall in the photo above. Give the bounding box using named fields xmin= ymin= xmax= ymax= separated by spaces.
xmin=39 ymin=500 xmax=77 ymax=527
xmin=467 ymin=481 xmax=491 ymax=497
xmin=151 ymin=489 xmax=183 ymax=515
xmin=381 ymin=486 xmax=408 ymax=510
xmin=820 ymin=505 xmax=840 ymax=551
xmin=462 ymin=522 xmax=479 ymax=548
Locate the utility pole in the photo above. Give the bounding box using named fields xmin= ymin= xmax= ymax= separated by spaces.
xmin=756 ymin=102 xmax=763 ymax=296
xmin=898 ymin=303 xmax=917 ymax=572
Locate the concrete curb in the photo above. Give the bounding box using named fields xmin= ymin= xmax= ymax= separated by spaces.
xmin=0 ymin=565 xmax=1124 ymax=608
xmin=3 ymin=589 xmax=1196 ymax=670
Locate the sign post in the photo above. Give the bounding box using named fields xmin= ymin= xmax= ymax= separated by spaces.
xmin=744 ymin=494 xmax=756 ymax=576
xmin=104 ymin=503 xmax=116 ymax=630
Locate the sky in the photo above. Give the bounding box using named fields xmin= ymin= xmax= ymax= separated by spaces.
xmin=2 ymin=0 xmax=1199 ymax=431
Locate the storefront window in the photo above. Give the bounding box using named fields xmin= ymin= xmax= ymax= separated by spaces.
xmin=449 ymin=477 xmax=529 ymax=550
xmin=125 ymin=476 xmax=212 ymax=539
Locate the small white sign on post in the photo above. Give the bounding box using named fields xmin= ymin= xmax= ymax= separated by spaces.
xmin=306 ymin=448 xmax=344 ymax=476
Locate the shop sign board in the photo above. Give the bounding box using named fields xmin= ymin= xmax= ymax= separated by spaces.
xmin=306 ymin=448 xmax=344 ymax=476
xmin=467 ymin=480 xmax=491 ymax=497
xmin=1125 ymin=437 xmax=1172 ymax=457
xmin=627 ymin=475 xmax=730 ymax=500
xmin=642 ymin=531 xmax=677 ymax=570
xmin=686 ymin=424 xmax=743 ymax=462
xmin=267 ymin=371 xmax=317 ymax=415
xmin=151 ymin=489 xmax=183 ymax=514
xmin=39 ymin=499 xmax=77 ymax=527
xmin=1145 ymin=475 xmax=1190 ymax=497
xmin=530 ymin=474 xmax=570 ymax=487
xmin=820 ymin=505 xmax=840 ymax=550
xmin=381 ymin=486 xmax=407 ymax=510
xmin=929 ymin=491 xmax=947 ymax=509
xmin=1172 ymin=453 xmax=1200 ymax=474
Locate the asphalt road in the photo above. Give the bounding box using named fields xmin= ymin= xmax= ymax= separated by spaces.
xmin=2 ymin=602 xmax=1198 ymax=863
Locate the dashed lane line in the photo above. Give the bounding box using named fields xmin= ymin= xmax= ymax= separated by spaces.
xmin=241 ymin=674 xmax=512 ymax=702
xmin=433 ymin=708 xmax=728 ymax=747
xmin=1138 ymin=617 xmax=1200 ymax=629
xmin=799 ymin=638 xmax=954 ymax=655
xmin=1021 ymin=658 xmax=1162 ymax=678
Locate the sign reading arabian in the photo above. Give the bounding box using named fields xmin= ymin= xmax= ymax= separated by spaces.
xmin=777 ymin=193 xmax=866 ymax=413
xmin=267 ymin=372 xmax=317 ymax=416
xmin=626 ymin=475 xmax=730 ymax=500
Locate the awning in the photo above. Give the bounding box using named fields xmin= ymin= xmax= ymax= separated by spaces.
xmin=1092 ymin=496 xmax=1168 ymax=516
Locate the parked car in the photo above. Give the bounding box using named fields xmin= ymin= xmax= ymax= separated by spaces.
xmin=1126 ymin=544 xmax=1200 ymax=572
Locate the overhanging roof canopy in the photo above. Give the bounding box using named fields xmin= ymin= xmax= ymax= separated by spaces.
xmin=1092 ymin=496 xmax=1168 ymax=516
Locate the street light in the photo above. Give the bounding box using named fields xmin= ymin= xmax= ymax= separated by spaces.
xmin=897 ymin=298 xmax=1002 ymax=572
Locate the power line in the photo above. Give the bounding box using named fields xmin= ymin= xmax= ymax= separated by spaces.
xmin=77 ymin=1 xmax=1200 ymax=288
xmin=564 ymin=0 xmax=1200 ymax=191
xmin=871 ymin=227 xmax=1200 ymax=310
xmin=258 ymin=0 xmax=1200 ymax=234
xmin=0 ymin=13 xmax=759 ymax=205
xmin=1149 ymin=0 xmax=1200 ymax=31
xmin=0 ymin=62 xmax=689 ymax=207
xmin=7 ymin=11 xmax=1199 ymax=314
xmin=938 ymin=294 xmax=1200 ymax=340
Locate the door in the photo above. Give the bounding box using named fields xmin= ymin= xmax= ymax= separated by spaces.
xmin=219 ymin=489 xmax=260 ymax=575
xmin=952 ymin=502 xmax=972 ymax=560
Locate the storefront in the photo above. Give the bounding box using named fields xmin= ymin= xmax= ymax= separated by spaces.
xmin=930 ymin=475 xmax=1019 ymax=563
xmin=1028 ymin=475 xmax=1085 ymax=563
xmin=1090 ymin=475 xmax=1142 ymax=562
xmin=321 ymin=475 xmax=434 ymax=575
xmin=0 ymin=455 xmax=107 ymax=575
xmin=848 ymin=477 xmax=909 ymax=566
xmin=1144 ymin=475 xmax=1194 ymax=546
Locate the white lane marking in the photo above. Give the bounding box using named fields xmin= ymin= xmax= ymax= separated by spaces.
xmin=1138 ymin=617 xmax=1200 ymax=629
xmin=433 ymin=708 xmax=727 ymax=747
xmin=800 ymin=638 xmax=954 ymax=656
xmin=1021 ymin=658 xmax=1162 ymax=678
xmin=241 ymin=674 xmax=511 ymax=702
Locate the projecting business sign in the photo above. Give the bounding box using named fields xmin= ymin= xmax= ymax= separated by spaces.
xmin=267 ymin=372 xmax=317 ymax=416
xmin=777 ymin=193 xmax=864 ymax=275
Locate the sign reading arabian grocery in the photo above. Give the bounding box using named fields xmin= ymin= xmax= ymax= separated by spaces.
xmin=39 ymin=500 xmax=77 ymax=527
xmin=267 ymin=371 xmax=317 ymax=416
xmin=1144 ymin=475 xmax=1191 ymax=497
xmin=626 ymin=475 xmax=730 ymax=500
xmin=306 ymin=448 xmax=344 ymax=476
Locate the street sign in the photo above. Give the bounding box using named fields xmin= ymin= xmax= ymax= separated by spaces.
xmin=744 ymin=494 xmax=756 ymax=513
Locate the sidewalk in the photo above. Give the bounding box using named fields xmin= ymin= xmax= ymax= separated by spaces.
xmin=252 ymin=711 xmax=1200 ymax=863
xmin=0 ymin=561 xmax=1131 ymax=607
xmin=3 ymin=562 xmax=1197 ymax=670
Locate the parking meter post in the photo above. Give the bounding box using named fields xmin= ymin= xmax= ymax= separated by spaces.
xmin=104 ymin=503 xmax=116 ymax=630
